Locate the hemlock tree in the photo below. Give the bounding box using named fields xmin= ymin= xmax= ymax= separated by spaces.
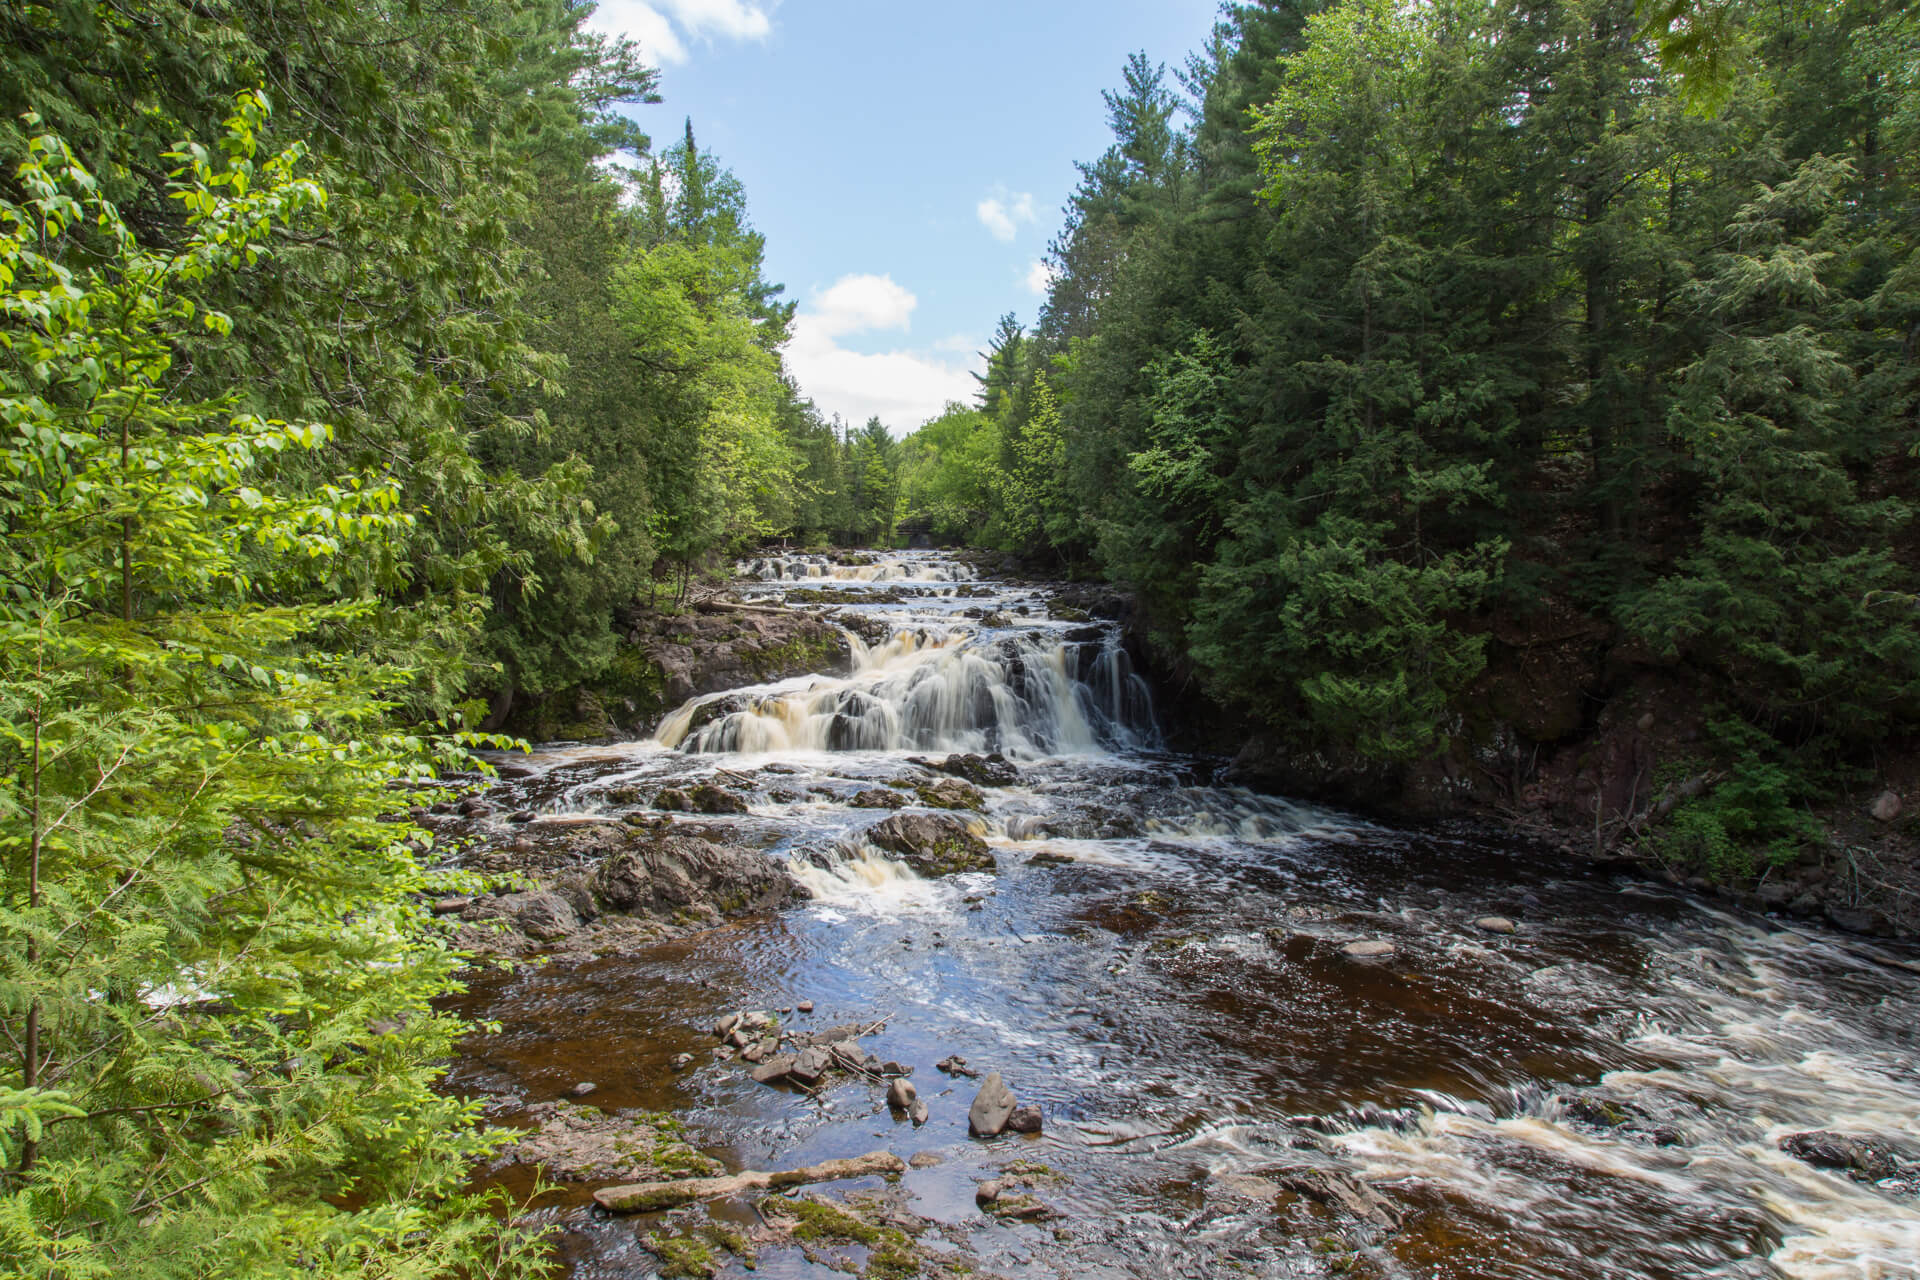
xmin=0 ymin=103 xmax=544 ymax=1279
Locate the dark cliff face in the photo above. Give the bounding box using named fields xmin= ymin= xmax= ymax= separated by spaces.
xmin=501 ymin=605 xmax=852 ymax=744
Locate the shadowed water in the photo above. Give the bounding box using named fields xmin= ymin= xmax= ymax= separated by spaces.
xmin=445 ymin=552 xmax=1920 ymax=1280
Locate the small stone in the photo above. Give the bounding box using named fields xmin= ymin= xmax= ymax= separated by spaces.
xmin=1341 ymin=940 xmax=1396 ymax=958
xmin=975 ymin=1179 xmax=1003 ymax=1205
xmin=937 ymin=1055 xmax=979 ymax=1078
xmin=911 ymin=1099 xmax=929 ymax=1126
xmin=714 ymin=1012 xmax=742 ymax=1038
xmin=909 ymin=1151 xmax=944 ymax=1169
xmin=752 ymin=1054 xmax=796 ymax=1084
xmin=509 ymin=809 xmax=536 ymax=824
xmin=887 ymin=1078 xmax=918 ymax=1110
xmin=1473 ymin=916 xmax=1517 ymax=935
xmin=789 ymin=1046 xmax=832 ymax=1087
xmin=881 ymin=1061 xmax=910 ymax=1077
xmin=968 ymin=1072 xmax=1017 ymax=1137
xmin=1870 ymin=790 xmax=1903 ymax=823
xmin=570 ymin=1081 xmax=597 ymax=1097
xmin=1007 ymin=1105 xmax=1043 ymax=1134
xmin=1635 ymin=711 xmax=1656 ymax=733
xmin=742 ymin=1037 xmax=778 ymax=1064
xmin=670 ymin=1053 xmax=694 ymax=1071
xmin=430 ymin=896 xmax=472 ymax=915
xmin=713 ymin=1046 xmax=735 ymax=1061
xmin=459 ymin=798 xmax=491 ymax=817
xmin=797 ymin=1000 xmax=815 ymax=1014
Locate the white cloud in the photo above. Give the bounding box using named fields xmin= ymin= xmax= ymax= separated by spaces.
xmin=808 ymin=273 xmax=917 ymax=338
xmin=785 ymin=274 xmax=978 ymax=432
xmin=1024 ymin=259 xmax=1059 ymax=297
xmin=976 ymin=187 xmax=1037 ymax=242
xmin=584 ymin=0 xmax=772 ymax=64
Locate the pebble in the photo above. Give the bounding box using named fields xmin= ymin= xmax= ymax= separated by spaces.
xmin=797 ymin=1000 xmax=815 ymax=1014
xmin=569 ymin=1081 xmax=596 ymax=1097
xmin=1474 ymin=916 xmax=1518 ymax=934
xmin=1007 ymin=1104 xmax=1043 ymax=1134
xmin=975 ymin=1179 xmax=1002 ymax=1205
xmin=1341 ymin=940 xmax=1395 ymax=958
xmin=670 ymin=1053 xmax=694 ymax=1071
xmin=909 ymin=1151 xmax=944 ymax=1169
xmin=886 ymin=1078 xmax=917 ymax=1110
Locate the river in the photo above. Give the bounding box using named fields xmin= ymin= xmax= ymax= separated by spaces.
xmin=444 ymin=551 xmax=1920 ymax=1280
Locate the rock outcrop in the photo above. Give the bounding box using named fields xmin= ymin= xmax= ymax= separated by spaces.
xmin=865 ymin=812 xmax=994 ymax=877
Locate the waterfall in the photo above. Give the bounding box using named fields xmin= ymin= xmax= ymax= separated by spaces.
xmin=652 ymin=625 xmax=1158 ymax=757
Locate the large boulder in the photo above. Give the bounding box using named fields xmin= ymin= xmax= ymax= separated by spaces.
xmin=912 ymin=752 xmax=1019 ymax=787
xmin=591 ymin=835 xmax=803 ymax=920
xmin=866 ymin=813 xmax=994 ymax=877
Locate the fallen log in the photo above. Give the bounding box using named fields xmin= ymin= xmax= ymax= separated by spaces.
xmin=593 ymin=1150 xmax=906 ymax=1212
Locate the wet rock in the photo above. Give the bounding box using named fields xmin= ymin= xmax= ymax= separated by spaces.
xmin=686 ymin=783 xmax=749 ymax=815
xmin=1007 ymin=1105 xmax=1043 ymax=1134
xmin=968 ymin=1072 xmax=1017 ymax=1137
xmin=509 ymin=809 xmax=536 ymax=824
xmin=937 ymin=1055 xmax=979 ymax=1079
xmin=1870 ymin=790 xmax=1903 ymax=823
xmin=797 ymin=1000 xmax=815 ymax=1013
xmin=850 ymin=788 xmax=909 ymax=810
xmin=911 ymin=1098 xmax=929 ymax=1126
xmin=788 ymin=1046 xmax=832 ymax=1088
xmin=742 ymin=1037 xmax=779 ymax=1064
xmin=671 ymin=1053 xmax=694 ymax=1072
xmin=590 ymin=834 xmax=802 ymax=922
xmin=714 ymin=1012 xmax=743 ymax=1038
xmin=886 ymin=1078 xmax=917 ymax=1111
xmin=751 ymin=1054 xmax=796 ymax=1084
xmin=1779 ymin=1130 xmax=1907 ymax=1182
xmin=653 ymin=788 xmax=693 ymax=812
xmin=866 ymin=812 xmax=994 ymax=877
xmin=462 ymin=889 xmax=579 ymax=942
xmin=459 ymin=798 xmax=491 ymax=817
xmin=981 ymin=611 xmax=1014 ymax=628
xmin=974 ymin=1179 xmax=1002 ymax=1206
xmin=570 ymin=1081 xmax=597 ymax=1097
xmin=1473 ymin=916 xmax=1518 ymax=934
xmin=1267 ymin=1166 xmax=1403 ymax=1231
xmin=1341 ymin=940 xmax=1395 ymax=959
xmin=909 ymin=1151 xmax=944 ymax=1169
xmin=912 ymin=752 xmax=1020 ymax=788
xmin=915 ymin=777 xmax=986 ymax=810
xmin=492 ymin=1101 xmax=723 ymax=1184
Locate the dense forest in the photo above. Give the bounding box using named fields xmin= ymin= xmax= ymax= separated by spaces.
xmin=2 ymin=0 xmax=1916 ymax=1274
xmin=898 ymin=0 xmax=1920 ymax=878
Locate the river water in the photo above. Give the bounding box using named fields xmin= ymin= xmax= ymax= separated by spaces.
xmin=446 ymin=552 xmax=1920 ymax=1280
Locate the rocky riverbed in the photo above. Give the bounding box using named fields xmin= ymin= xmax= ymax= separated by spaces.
xmin=430 ymin=551 xmax=1920 ymax=1280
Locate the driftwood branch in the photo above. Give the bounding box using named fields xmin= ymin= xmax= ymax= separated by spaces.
xmin=593 ymin=1151 xmax=906 ymax=1212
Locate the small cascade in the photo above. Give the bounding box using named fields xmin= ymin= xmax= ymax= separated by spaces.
xmin=653 ymin=624 xmax=1158 ymax=757
xmin=788 ymin=843 xmax=939 ymax=911
xmin=739 ymin=552 xmax=978 ymax=584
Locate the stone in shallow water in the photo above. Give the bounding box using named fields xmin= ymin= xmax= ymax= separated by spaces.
xmin=751 ymin=1054 xmax=796 ymax=1084
xmin=1341 ymin=939 xmax=1395 ymax=958
xmin=1007 ymin=1105 xmax=1043 ymax=1134
xmin=886 ymin=1078 xmax=917 ymax=1110
xmin=968 ymin=1072 xmax=1016 ymax=1137
xmin=1474 ymin=916 xmax=1518 ymax=934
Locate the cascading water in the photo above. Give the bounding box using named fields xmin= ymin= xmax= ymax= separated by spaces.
xmin=652 ymin=621 xmax=1158 ymax=757
xmin=450 ymin=548 xmax=1920 ymax=1280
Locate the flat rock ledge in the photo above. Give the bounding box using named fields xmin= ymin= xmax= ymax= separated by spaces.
xmin=594 ymin=1150 xmax=907 ymax=1212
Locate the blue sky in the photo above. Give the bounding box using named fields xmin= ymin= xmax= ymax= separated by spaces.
xmin=587 ymin=0 xmax=1223 ymax=433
